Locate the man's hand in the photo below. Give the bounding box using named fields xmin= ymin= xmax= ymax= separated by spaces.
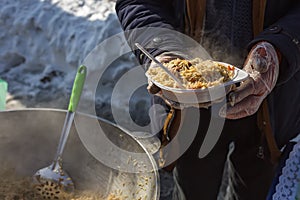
xmin=220 ymin=41 xmax=280 ymax=119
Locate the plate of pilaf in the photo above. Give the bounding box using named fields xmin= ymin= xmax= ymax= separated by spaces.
xmin=146 ymin=58 xmax=249 ymax=103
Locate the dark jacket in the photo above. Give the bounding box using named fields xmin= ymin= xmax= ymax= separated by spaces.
xmin=116 ymin=0 xmax=300 ymax=148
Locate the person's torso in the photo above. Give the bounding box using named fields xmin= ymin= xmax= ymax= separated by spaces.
xmin=172 ymin=0 xmax=295 ymax=66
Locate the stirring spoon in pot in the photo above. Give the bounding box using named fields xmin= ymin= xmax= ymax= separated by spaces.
xmin=33 ymin=65 xmax=87 ymax=199
xmin=135 ymin=43 xmax=185 ymax=89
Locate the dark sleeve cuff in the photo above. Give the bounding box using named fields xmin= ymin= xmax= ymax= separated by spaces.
xmin=248 ymin=25 xmax=300 ymax=85
xmin=127 ymin=29 xmax=195 ymax=65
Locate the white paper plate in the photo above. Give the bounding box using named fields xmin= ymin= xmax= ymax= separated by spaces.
xmin=146 ymin=62 xmax=249 ymax=104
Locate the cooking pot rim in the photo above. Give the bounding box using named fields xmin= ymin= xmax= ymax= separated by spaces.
xmin=0 ymin=108 xmax=161 ymax=199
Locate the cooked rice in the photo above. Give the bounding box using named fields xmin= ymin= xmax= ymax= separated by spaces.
xmin=146 ymin=58 xmax=235 ymax=89
xmin=0 ymin=167 xmax=125 ymax=200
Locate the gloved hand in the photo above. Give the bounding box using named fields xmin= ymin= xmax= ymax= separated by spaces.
xmin=219 ymin=41 xmax=280 ymax=119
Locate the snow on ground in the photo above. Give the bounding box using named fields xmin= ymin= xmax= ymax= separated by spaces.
xmin=0 ymin=0 xmax=117 ymax=108
xmin=0 ymin=0 xmax=149 ymax=122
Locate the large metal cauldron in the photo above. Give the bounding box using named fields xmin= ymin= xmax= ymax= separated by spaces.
xmin=0 ymin=109 xmax=159 ymax=199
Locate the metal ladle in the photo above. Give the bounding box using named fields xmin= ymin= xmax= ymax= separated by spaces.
xmin=135 ymin=43 xmax=185 ymax=89
xmin=32 ymin=65 xmax=87 ymax=199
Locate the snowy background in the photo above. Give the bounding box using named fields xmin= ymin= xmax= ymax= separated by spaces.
xmin=1 ymin=0 xmax=127 ymax=110
xmin=0 ymin=0 xmax=173 ymax=199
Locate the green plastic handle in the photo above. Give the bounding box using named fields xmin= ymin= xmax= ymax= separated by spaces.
xmin=68 ymin=65 xmax=87 ymax=112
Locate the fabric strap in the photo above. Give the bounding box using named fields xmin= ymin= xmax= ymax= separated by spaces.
xmin=257 ymin=100 xmax=282 ymax=164
xmin=252 ymin=0 xmax=267 ymax=37
xmin=185 ymin=0 xmax=206 ymax=42
xmin=160 ymin=107 xmax=181 ymax=171
xmin=253 ymin=0 xmax=282 ymax=164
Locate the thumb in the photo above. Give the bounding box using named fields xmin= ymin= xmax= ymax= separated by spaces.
xmin=147 ymin=81 xmax=161 ymax=94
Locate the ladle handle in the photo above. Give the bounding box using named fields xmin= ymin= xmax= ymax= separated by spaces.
xmin=68 ymin=65 xmax=87 ymax=112
xmin=52 ymin=66 xmax=87 ymax=169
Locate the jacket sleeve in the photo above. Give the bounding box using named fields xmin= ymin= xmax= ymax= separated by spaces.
xmin=115 ymin=0 xmax=186 ymax=64
xmin=249 ymin=2 xmax=300 ymax=86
